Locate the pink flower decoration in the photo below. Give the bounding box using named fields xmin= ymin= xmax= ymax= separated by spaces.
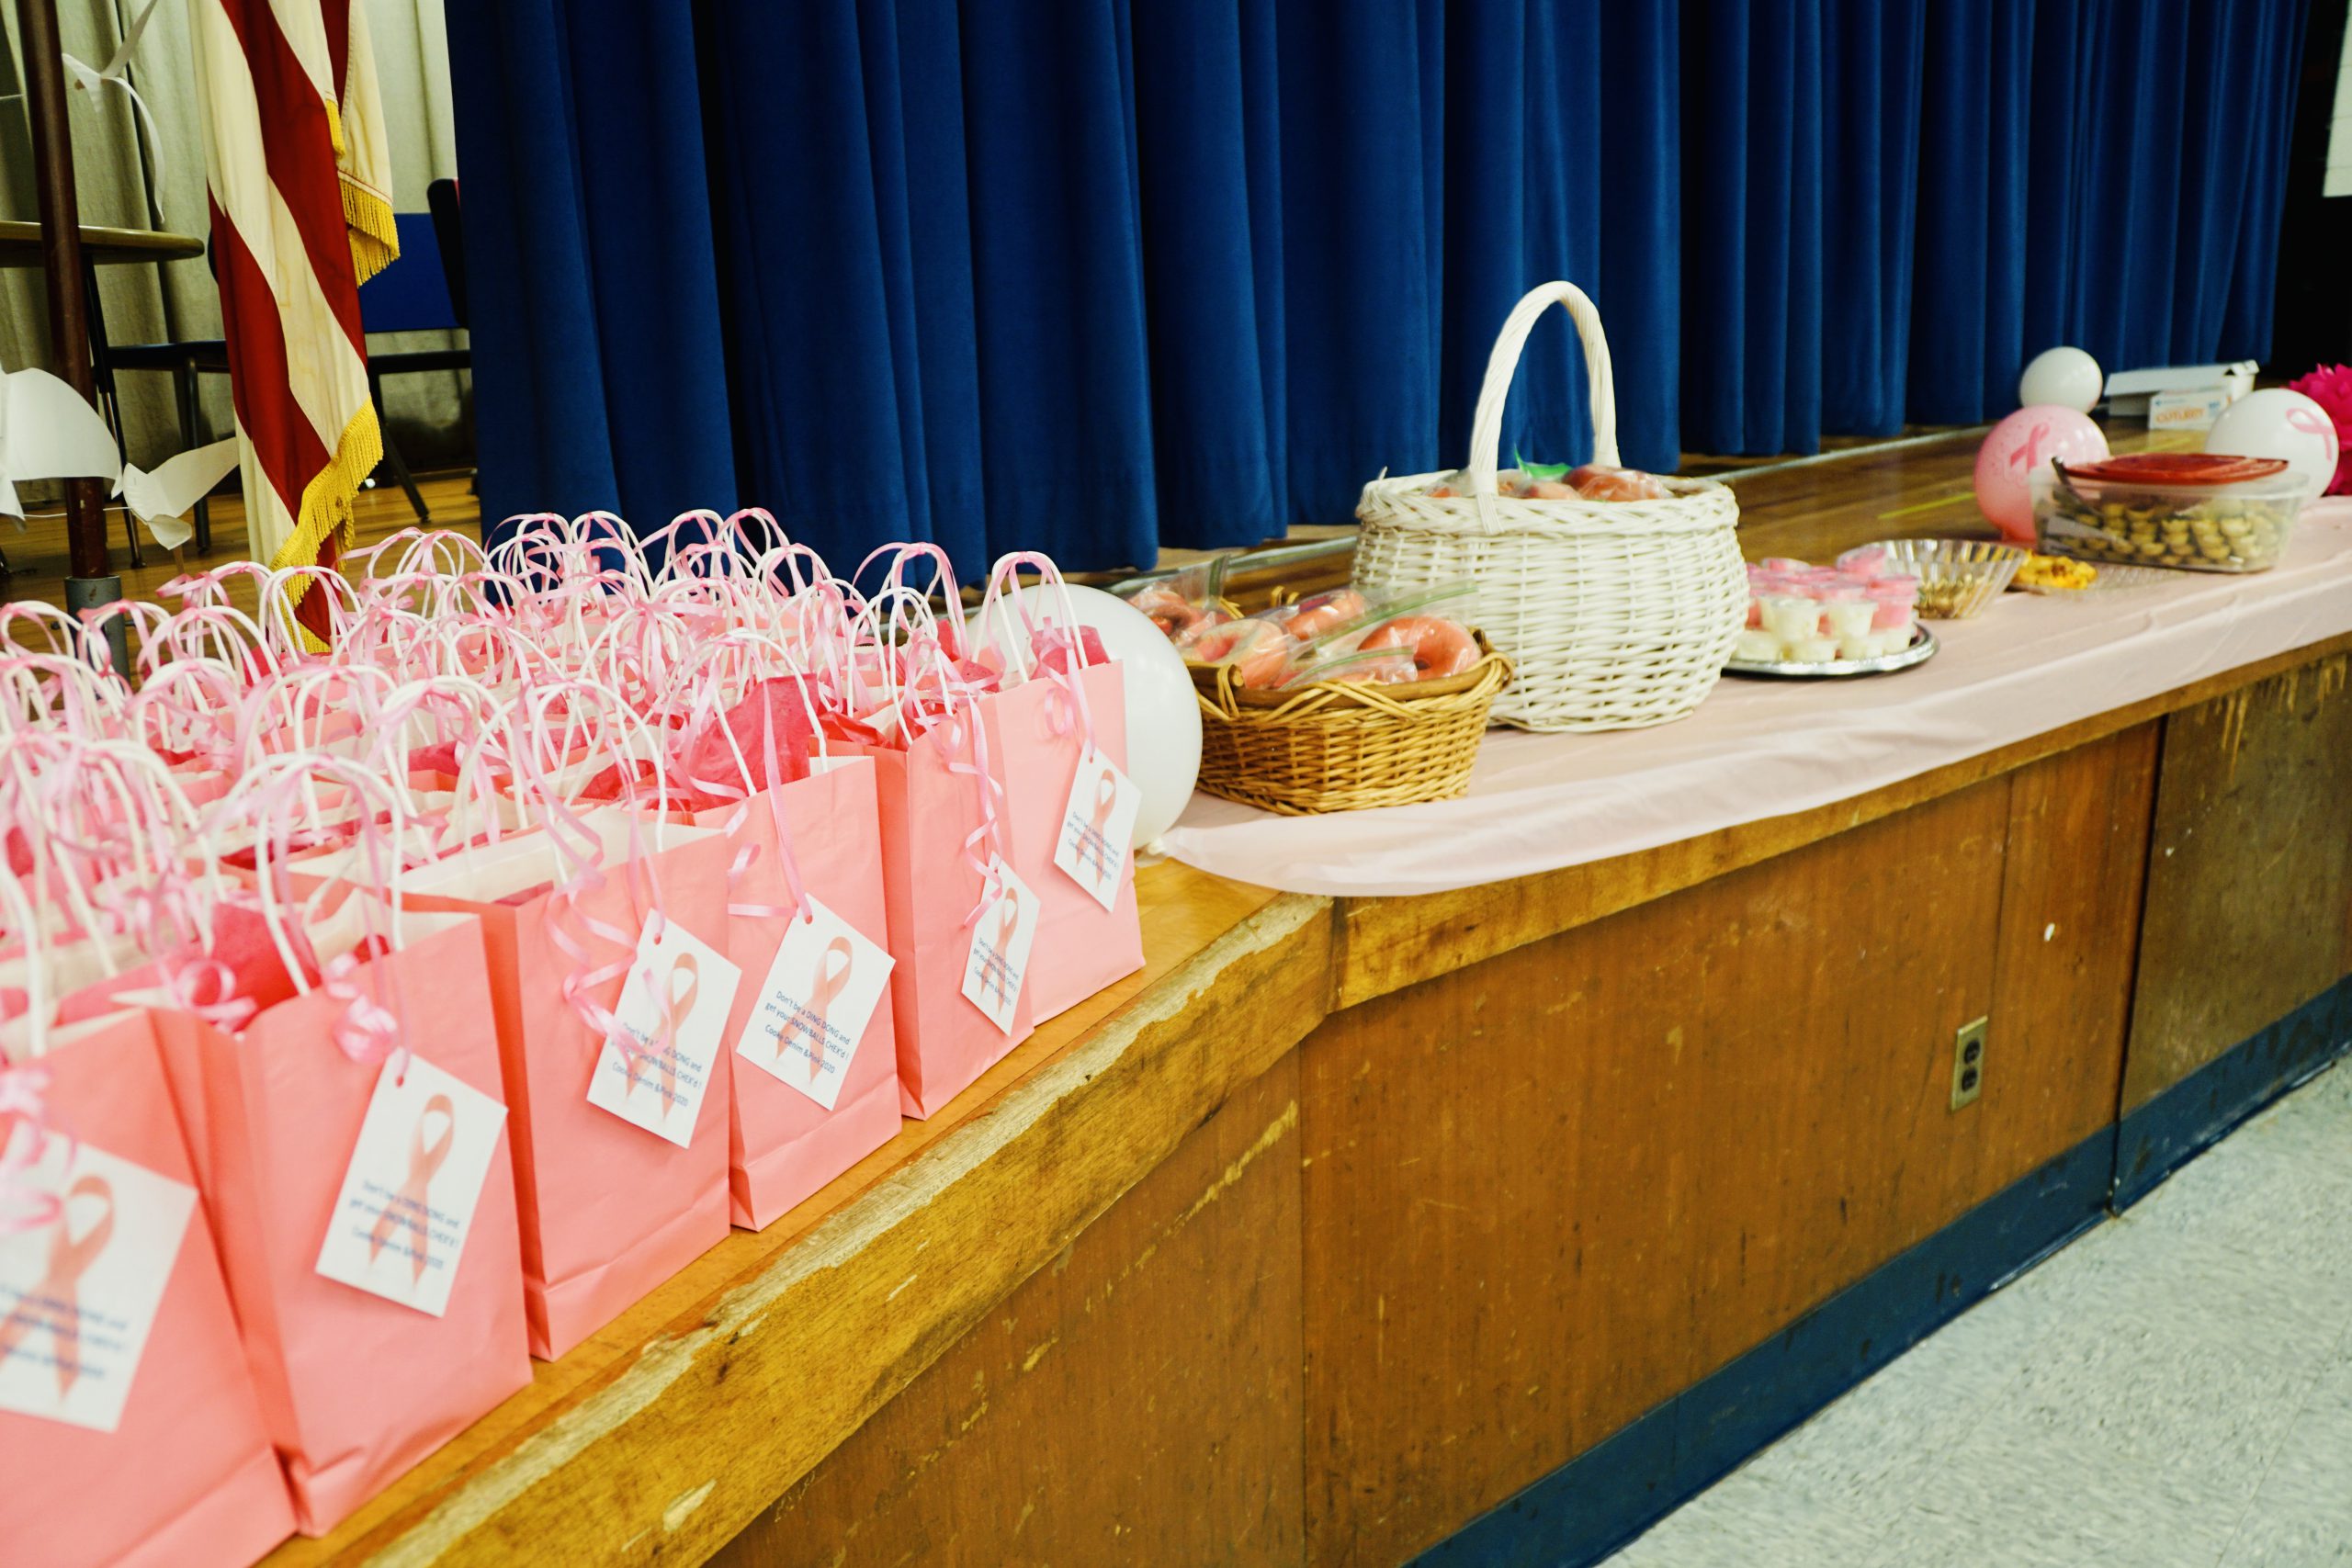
xmin=2286 ymin=364 xmax=2352 ymax=497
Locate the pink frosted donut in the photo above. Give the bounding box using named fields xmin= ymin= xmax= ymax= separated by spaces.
xmin=1568 ymin=464 xmax=1669 ymax=502
xmin=1284 ymin=589 xmax=1368 ymax=639
xmin=1128 ymin=584 xmax=1204 ymax=637
xmin=1360 ymin=615 xmax=1478 ymax=680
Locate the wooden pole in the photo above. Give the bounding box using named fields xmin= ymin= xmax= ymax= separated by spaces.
xmin=16 ymin=0 xmax=111 ymax=581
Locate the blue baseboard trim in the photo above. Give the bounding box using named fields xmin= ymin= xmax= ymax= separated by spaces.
xmin=2112 ymin=975 xmax=2352 ymax=1211
xmin=1411 ymin=1129 xmax=2114 ymax=1568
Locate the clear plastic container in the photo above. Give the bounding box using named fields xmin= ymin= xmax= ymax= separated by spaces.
xmin=2035 ymin=455 xmax=2308 ymax=573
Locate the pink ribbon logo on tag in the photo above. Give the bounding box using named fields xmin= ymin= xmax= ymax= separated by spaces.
xmin=368 ymin=1095 xmax=454 ymax=1283
xmin=626 ymin=953 xmax=699 ymax=1118
xmin=984 ymin=886 xmax=1022 ymax=1007
xmin=1085 ymin=771 xmax=1120 ymax=885
xmin=783 ymin=936 xmax=854 ymax=1084
xmin=0 ymin=1175 xmax=115 ymax=1399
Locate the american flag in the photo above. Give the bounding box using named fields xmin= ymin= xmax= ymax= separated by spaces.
xmin=189 ymin=0 xmax=397 ymax=640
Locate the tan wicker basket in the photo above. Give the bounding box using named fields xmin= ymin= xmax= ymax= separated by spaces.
xmin=1355 ymin=281 xmax=1746 ymax=732
xmin=1190 ymin=638 xmax=1511 ymax=815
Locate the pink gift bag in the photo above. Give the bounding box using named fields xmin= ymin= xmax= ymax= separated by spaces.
xmin=0 ymin=1013 xmax=295 ymax=1568
xmin=850 ymin=547 xmax=1035 ymax=1118
xmin=149 ymin=907 xmax=533 ymax=1534
xmin=392 ymin=812 xmax=736 ymax=1357
xmin=864 ymin=716 xmax=1035 ymax=1118
xmin=694 ymin=758 xmax=902 ymax=1229
xmin=974 ymin=558 xmax=1144 ymax=1022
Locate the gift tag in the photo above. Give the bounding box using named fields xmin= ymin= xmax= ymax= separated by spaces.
xmin=313 ymin=1055 xmax=507 ymax=1316
xmin=586 ymin=919 xmax=743 ymax=1147
xmin=960 ymin=857 xmax=1039 ymax=1035
xmin=1052 ymin=749 xmax=1141 ymax=911
xmin=0 ymin=1129 xmax=195 ymax=1433
xmin=735 ymin=896 xmax=894 ymax=1111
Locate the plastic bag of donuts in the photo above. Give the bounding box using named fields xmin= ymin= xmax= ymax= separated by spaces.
xmin=1181 ymin=583 xmax=1483 ymax=692
xmin=1116 ymin=555 xmax=1237 ymax=639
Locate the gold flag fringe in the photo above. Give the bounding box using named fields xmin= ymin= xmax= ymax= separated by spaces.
xmin=268 ymin=400 xmax=381 ymax=649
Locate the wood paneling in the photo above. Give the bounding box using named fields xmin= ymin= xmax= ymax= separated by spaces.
xmin=713 ymin=1055 xmax=1304 ymax=1568
xmin=1976 ymin=725 xmax=2160 ymax=1206
xmin=2125 ymin=655 xmax=2352 ymax=1110
xmin=1299 ymin=781 xmax=2018 ymax=1568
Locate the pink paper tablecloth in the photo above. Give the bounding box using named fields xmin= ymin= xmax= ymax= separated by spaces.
xmin=1161 ymin=507 xmax=2352 ymax=897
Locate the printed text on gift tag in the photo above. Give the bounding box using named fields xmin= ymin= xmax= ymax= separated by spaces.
xmin=1052 ymin=750 xmax=1140 ymax=912
xmin=588 ymin=919 xmax=743 ymax=1147
xmin=314 ymin=1055 xmax=507 ymax=1316
xmin=736 ymin=896 xmax=894 ymax=1111
xmin=961 ymin=856 xmax=1040 ymax=1035
xmin=0 ymin=1130 xmax=194 ymax=1433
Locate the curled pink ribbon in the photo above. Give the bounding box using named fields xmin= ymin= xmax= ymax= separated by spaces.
xmin=0 ymin=1066 xmax=63 ymax=1236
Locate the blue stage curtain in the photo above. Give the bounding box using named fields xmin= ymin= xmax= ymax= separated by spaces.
xmin=452 ymin=1 xmax=2312 ymax=567
xmin=1910 ymin=0 xmax=2311 ymax=427
xmin=1680 ymin=0 xmax=1929 ymax=455
xmin=688 ymin=0 xmax=1691 ymax=577
xmin=445 ymin=0 xmax=737 ymax=537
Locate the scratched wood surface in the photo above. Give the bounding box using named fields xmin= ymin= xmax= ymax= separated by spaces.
xmin=2123 ymin=653 xmax=2352 ymax=1111
xmin=711 ymin=1055 xmax=1306 ymax=1568
xmin=1975 ymin=726 xmax=2160 ymax=1204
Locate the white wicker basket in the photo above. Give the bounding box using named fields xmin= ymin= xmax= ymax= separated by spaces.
xmin=1354 ymin=281 xmax=1747 ymax=731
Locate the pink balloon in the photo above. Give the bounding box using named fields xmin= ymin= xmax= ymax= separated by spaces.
xmin=1974 ymin=406 xmax=2110 ymax=542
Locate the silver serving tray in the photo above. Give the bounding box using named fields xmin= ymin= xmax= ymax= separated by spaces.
xmin=1724 ymin=624 xmax=1939 ymax=680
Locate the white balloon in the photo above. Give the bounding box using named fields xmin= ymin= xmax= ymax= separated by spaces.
xmin=977 ymin=581 xmax=1201 ymax=850
xmin=2018 ymin=346 xmax=2103 ymax=414
xmin=2206 ymin=388 xmax=2340 ymax=499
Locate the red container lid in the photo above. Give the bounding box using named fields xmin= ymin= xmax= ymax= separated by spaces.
xmin=2057 ymin=453 xmax=2290 ymax=486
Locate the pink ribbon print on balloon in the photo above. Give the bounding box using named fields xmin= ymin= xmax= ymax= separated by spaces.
xmin=0 ymin=1174 xmax=115 ymax=1399
xmin=367 ymin=1095 xmax=454 ymax=1284
xmin=624 ymin=953 xmax=701 ymax=1119
xmin=2007 ymin=418 xmax=2052 ymax=478
xmin=783 ymin=935 xmax=855 ymax=1085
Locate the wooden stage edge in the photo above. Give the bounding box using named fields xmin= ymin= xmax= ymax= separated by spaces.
xmin=270 ymin=618 xmax=2350 ymax=1568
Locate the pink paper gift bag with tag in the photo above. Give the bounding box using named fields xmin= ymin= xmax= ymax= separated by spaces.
xmin=863 ymin=717 xmax=1035 ymax=1120
xmin=852 ymin=546 xmax=1036 ymax=1119
xmin=149 ymin=909 xmax=532 ymax=1535
xmin=695 ymin=759 xmax=902 ymax=1229
xmin=0 ymin=1013 xmax=295 ymax=1568
xmin=971 ymin=565 xmax=1145 ymax=1022
xmin=391 ymin=814 xmax=736 ymax=1357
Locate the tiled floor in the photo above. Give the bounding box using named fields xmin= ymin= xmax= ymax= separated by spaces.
xmin=1606 ymin=1062 xmax=2352 ymax=1568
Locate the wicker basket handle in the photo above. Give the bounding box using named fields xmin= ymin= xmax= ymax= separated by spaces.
xmin=1464 ymin=281 xmax=1620 ymax=494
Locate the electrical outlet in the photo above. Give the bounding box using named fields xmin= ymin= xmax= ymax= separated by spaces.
xmin=1950 ymin=1017 xmax=1987 ymax=1111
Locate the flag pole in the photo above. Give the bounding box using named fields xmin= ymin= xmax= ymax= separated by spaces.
xmin=15 ymin=0 xmax=129 ymax=666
